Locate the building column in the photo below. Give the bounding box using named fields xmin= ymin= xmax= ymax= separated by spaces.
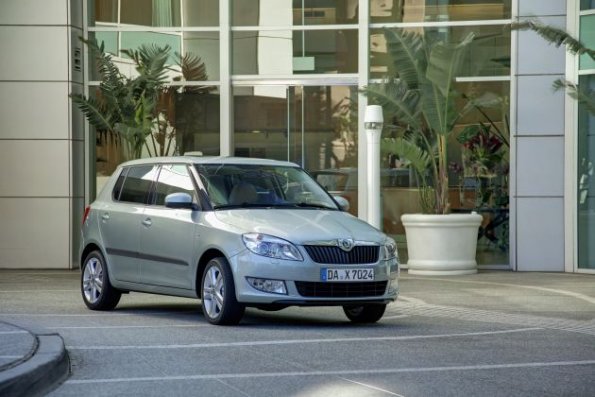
xmin=0 ymin=0 xmax=83 ymax=269
xmin=512 ymin=0 xmax=568 ymax=271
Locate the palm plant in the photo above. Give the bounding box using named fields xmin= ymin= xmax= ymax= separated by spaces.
xmin=363 ymin=29 xmax=475 ymax=214
xmin=513 ymin=20 xmax=595 ymax=114
xmin=71 ymin=39 xmax=168 ymax=160
xmin=72 ymin=38 xmax=210 ymax=161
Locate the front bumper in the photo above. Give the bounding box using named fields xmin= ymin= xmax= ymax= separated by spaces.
xmin=229 ymin=249 xmax=399 ymax=306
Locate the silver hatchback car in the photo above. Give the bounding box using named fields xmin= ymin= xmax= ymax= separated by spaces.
xmin=80 ymin=157 xmax=399 ymax=325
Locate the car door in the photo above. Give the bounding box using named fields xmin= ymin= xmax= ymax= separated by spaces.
xmin=98 ymin=164 xmax=157 ymax=283
xmin=139 ymin=164 xmax=198 ymax=290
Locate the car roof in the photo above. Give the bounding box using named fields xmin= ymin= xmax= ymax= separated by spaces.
xmin=119 ymin=156 xmax=300 ymax=168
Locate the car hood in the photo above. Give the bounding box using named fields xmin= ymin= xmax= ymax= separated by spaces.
xmin=214 ymin=209 xmax=385 ymax=245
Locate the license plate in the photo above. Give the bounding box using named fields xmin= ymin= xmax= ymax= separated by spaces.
xmin=321 ymin=268 xmax=375 ymax=282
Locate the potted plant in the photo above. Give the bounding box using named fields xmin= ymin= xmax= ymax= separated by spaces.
xmin=364 ymin=29 xmax=485 ymax=275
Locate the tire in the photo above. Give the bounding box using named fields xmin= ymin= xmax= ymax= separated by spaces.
xmin=343 ymin=304 xmax=387 ymax=324
xmin=81 ymin=250 xmax=121 ymax=310
xmin=201 ymin=257 xmax=245 ymax=325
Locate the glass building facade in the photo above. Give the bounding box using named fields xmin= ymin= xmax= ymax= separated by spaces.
xmin=578 ymin=1 xmax=595 ymax=270
xmin=86 ymin=0 xmax=514 ymax=267
xmin=1 ymin=0 xmax=592 ymax=272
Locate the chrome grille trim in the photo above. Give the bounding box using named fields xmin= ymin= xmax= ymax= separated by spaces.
xmin=303 ymin=245 xmax=379 ymax=264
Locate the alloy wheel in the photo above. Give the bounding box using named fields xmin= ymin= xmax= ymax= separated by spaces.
xmin=83 ymin=257 xmax=104 ymax=304
xmin=202 ymin=265 xmax=225 ymax=319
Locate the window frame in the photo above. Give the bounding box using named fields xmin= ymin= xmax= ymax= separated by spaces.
xmin=115 ymin=164 xmax=157 ymax=205
xmin=148 ymin=163 xmax=201 ymax=208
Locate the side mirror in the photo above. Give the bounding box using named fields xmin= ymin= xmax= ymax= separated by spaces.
xmin=165 ymin=192 xmax=196 ymax=210
xmin=333 ymin=196 xmax=350 ymax=212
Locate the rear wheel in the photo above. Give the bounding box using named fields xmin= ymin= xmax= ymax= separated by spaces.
xmin=81 ymin=250 xmax=121 ymax=310
xmin=201 ymin=257 xmax=245 ymax=325
xmin=343 ymin=304 xmax=386 ymax=323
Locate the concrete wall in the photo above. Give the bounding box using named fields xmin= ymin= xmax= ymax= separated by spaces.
xmin=512 ymin=0 xmax=567 ymax=271
xmin=0 ymin=0 xmax=84 ymax=269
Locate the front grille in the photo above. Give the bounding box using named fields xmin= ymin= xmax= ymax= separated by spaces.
xmin=295 ymin=281 xmax=388 ymax=298
xmin=304 ymin=245 xmax=379 ymax=264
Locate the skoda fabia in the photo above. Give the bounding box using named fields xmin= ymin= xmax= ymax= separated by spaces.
xmin=80 ymin=157 xmax=399 ymax=325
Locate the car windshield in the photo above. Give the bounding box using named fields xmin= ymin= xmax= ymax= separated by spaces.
xmin=195 ymin=164 xmax=339 ymax=210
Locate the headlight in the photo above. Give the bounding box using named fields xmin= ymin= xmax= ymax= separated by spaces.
xmin=383 ymin=237 xmax=398 ymax=260
xmin=242 ymin=233 xmax=303 ymax=261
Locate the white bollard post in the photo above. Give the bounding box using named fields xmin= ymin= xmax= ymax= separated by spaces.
xmin=364 ymin=105 xmax=384 ymax=229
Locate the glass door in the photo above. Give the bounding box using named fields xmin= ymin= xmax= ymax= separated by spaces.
xmin=233 ymin=84 xmax=359 ymax=212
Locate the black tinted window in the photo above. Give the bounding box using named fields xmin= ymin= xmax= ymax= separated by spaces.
xmin=112 ymin=168 xmax=128 ymax=201
xmin=152 ymin=164 xmax=196 ymax=206
xmin=118 ymin=165 xmax=156 ymax=204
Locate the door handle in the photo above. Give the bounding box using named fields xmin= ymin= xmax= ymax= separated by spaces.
xmin=142 ymin=218 xmax=152 ymax=227
xmin=101 ymin=213 xmax=110 ymax=221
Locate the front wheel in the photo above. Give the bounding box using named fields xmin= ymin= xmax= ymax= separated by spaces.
xmin=343 ymin=304 xmax=386 ymax=323
xmin=81 ymin=250 xmax=121 ymax=310
xmin=201 ymin=257 xmax=245 ymax=325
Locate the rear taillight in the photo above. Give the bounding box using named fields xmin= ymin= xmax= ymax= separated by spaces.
xmin=82 ymin=206 xmax=91 ymax=225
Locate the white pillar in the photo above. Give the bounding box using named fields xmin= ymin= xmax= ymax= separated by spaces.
xmin=365 ymin=105 xmax=383 ymax=229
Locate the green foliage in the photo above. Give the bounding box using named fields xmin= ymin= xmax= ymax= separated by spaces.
xmin=71 ymin=37 xmax=211 ymax=160
xmin=362 ymin=80 xmax=422 ymax=131
xmin=363 ymin=29 xmax=475 ymax=214
xmin=461 ymin=92 xmax=510 ymax=148
xmin=553 ymin=80 xmax=595 ymax=115
xmin=381 ymin=136 xmax=435 ymax=213
xmin=513 ymin=21 xmax=595 ymax=60
xmin=513 ymin=20 xmax=595 ymax=116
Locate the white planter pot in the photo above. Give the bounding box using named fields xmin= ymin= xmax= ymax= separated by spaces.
xmin=401 ymin=213 xmax=483 ymax=276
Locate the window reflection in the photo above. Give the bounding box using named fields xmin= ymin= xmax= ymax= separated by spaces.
xmin=183 ymin=32 xmax=220 ymax=80
xmin=578 ymin=75 xmax=595 ymax=269
xmin=94 ymin=86 xmax=220 ymax=184
xmin=90 ymin=0 xmax=219 ymax=27
xmin=370 ymin=26 xmax=510 ymax=79
xmin=370 ymin=0 xmax=511 ymax=23
xmin=120 ymin=0 xmax=181 ymax=27
xmin=88 ymin=34 xmax=219 ymax=82
xmin=379 ymin=79 xmax=510 ymax=264
xmin=293 ymin=0 xmax=359 ymax=25
xmin=183 ymin=0 xmax=219 ymax=26
xmin=232 ymin=0 xmax=358 ymax=26
xmin=233 ymin=85 xmax=358 ymax=209
xmin=232 ymin=0 xmax=261 ymax=26
xmin=174 ymin=87 xmax=221 ymax=157
xmin=233 ymin=30 xmax=358 ymax=75
xmin=121 ymin=32 xmax=182 ymax=64
xmin=233 ymin=85 xmax=358 ymax=169
xmin=580 ymin=15 xmax=595 ymax=70
xmin=89 ymin=32 xmax=118 ymax=55
xmin=91 ymin=0 xmax=117 ymax=24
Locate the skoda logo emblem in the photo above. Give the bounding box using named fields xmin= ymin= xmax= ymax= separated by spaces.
xmin=338 ymin=238 xmax=354 ymax=252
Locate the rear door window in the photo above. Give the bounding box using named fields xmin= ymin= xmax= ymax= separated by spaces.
xmin=118 ymin=165 xmax=156 ymax=204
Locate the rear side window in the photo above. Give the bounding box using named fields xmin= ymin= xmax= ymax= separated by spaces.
xmin=151 ymin=164 xmax=197 ymax=206
xmin=118 ymin=165 xmax=156 ymax=204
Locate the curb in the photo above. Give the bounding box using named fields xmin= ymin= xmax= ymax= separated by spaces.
xmin=0 ymin=333 xmax=70 ymax=397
